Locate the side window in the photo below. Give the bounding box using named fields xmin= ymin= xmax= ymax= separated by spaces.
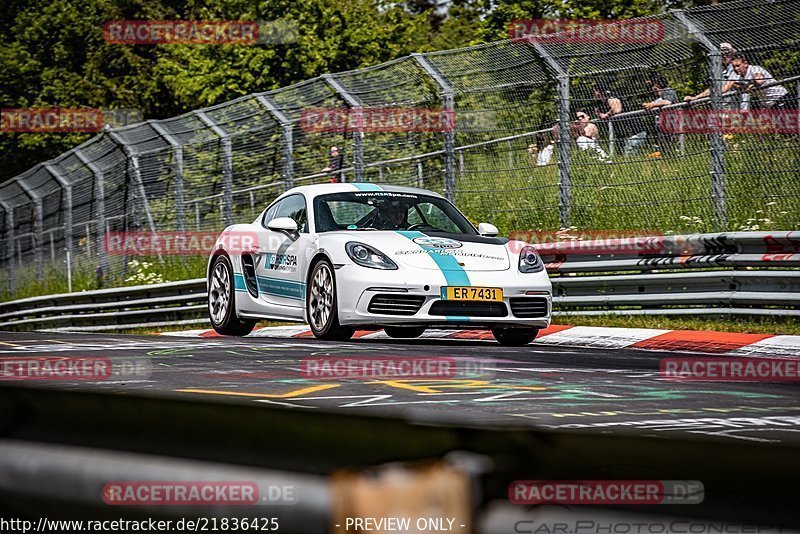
xmin=407 ymin=208 xmax=423 ymax=225
xmin=273 ymin=194 xmax=308 ymax=232
xmin=413 ymin=203 xmax=460 ymax=232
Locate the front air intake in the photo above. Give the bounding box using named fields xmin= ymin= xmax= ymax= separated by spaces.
xmin=367 ymin=294 xmax=425 ymax=316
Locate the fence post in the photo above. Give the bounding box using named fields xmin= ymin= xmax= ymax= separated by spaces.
xmin=195 ymin=111 xmax=234 ymax=226
xmin=413 ymin=53 xmax=456 ymax=202
xmin=323 ymin=74 xmax=364 ymax=182
xmin=0 ymin=196 xmax=15 ymax=294
xmin=75 ymin=148 xmax=107 ymax=275
xmin=107 ymin=131 xmax=158 ymax=235
xmin=608 ymin=121 xmax=615 ymax=159
xmin=529 ymin=41 xmax=572 ymax=228
xmin=150 ymin=122 xmax=186 ymax=232
xmin=256 ymin=95 xmax=294 ymax=190
xmin=673 ymin=9 xmax=727 ymax=231
xmin=16 ymin=177 xmax=44 ymax=283
xmin=43 ymin=164 xmax=73 ymax=271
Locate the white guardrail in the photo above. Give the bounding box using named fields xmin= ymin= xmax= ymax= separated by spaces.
xmin=0 ymin=231 xmax=797 ymax=330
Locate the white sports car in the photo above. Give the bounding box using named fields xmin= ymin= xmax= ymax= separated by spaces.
xmin=207 ymin=183 xmax=551 ymax=345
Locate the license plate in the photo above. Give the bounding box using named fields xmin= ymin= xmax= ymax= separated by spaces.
xmin=442 ymin=286 xmax=503 ymax=302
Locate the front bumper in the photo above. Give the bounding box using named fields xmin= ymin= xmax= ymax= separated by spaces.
xmin=335 ymin=264 xmax=552 ymax=329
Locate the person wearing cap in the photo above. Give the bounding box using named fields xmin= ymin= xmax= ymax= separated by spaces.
xmin=684 ymin=42 xmax=742 ymax=109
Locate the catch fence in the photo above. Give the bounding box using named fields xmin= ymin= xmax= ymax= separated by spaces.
xmin=1 ymin=0 xmax=798 ymax=297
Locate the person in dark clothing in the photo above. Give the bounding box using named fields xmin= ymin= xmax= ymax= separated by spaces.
xmin=643 ymin=74 xmax=678 ymax=155
xmin=321 ymin=145 xmax=345 ymax=183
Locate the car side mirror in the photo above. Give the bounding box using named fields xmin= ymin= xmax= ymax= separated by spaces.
xmin=268 ymin=217 xmax=299 ymax=234
xmin=477 ymin=222 xmax=498 ymax=237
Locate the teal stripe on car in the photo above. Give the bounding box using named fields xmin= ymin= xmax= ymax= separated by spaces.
xmin=233 ymin=273 xmax=305 ymax=300
xmin=233 ymin=273 xmax=247 ymax=291
xmin=397 ymin=230 xmax=470 ymax=322
xmin=351 ymin=183 xmax=382 ymax=191
xmin=397 ymin=231 xmax=470 ymax=286
xmin=256 ymin=276 xmax=306 ymax=300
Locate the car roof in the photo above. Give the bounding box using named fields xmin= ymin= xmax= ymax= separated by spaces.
xmin=277 ymin=183 xmax=445 ymax=201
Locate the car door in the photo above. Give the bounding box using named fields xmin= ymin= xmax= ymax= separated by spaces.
xmin=255 ymin=194 xmax=311 ymax=315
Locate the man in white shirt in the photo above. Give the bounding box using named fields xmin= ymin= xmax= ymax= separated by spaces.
xmin=731 ymin=53 xmax=793 ymax=109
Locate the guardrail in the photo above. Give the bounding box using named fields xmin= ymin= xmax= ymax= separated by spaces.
xmin=0 ymin=231 xmax=797 ymax=330
xmin=541 ymin=231 xmax=800 ymax=317
xmin=0 ymin=278 xmax=206 ymax=330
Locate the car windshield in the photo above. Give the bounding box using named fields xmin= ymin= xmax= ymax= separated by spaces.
xmin=313 ymin=191 xmax=477 ymax=234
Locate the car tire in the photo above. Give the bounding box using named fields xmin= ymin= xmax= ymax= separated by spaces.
xmin=383 ymin=326 xmax=426 ymax=339
xmin=491 ymin=327 xmax=539 ymax=346
xmin=208 ymin=255 xmax=257 ymax=336
xmin=307 ymin=259 xmax=354 ymax=341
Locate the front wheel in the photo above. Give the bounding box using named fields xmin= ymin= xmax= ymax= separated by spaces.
xmin=383 ymin=326 xmax=426 ymax=339
xmin=307 ymin=259 xmax=354 ymax=341
xmin=208 ymin=255 xmax=257 ymax=336
xmin=491 ymin=327 xmax=539 ymax=346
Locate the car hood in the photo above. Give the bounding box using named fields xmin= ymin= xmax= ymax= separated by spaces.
xmin=331 ymin=231 xmax=512 ymax=272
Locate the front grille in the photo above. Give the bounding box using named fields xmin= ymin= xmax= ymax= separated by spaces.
xmin=429 ymin=300 xmax=508 ymax=317
xmin=367 ymin=294 xmax=425 ymax=316
xmin=509 ymin=297 xmax=549 ymax=318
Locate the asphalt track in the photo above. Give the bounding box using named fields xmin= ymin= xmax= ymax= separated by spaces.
xmin=0 ymin=330 xmax=798 ymax=444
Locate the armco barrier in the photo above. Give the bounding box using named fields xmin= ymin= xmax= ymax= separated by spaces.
xmin=544 ymin=231 xmax=800 ymax=317
xmin=0 ymin=231 xmax=797 ymax=330
xmin=0 ymin=278 xmax=206 ymax=329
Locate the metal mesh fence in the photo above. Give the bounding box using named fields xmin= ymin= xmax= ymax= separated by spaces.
xmin=1 ymin=0 xmax=799 ymax=298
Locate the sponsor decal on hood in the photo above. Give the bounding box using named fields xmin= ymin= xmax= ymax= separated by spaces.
xmin=412 ymin=236 xmax=462 ymax=249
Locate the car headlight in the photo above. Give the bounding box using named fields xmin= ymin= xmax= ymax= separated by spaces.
xmin=519 ymin=245 xmax=544 ymax=273
xmin=346 ymin=242 xmax=398 ymax=270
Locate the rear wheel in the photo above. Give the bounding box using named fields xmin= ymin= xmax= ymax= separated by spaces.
xmin=208 ymin=255 xmax=257 ymax=336
xmin=383 ymin=326 xmax=426 ymax=339
xmin=491 ymin=327 xmax=539 ymax=346
xmin=307 ymin=259 xmax=354 ymax=341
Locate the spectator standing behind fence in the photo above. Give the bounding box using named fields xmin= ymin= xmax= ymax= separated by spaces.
xmin=684 ymin=43 xmax=744 ymax=110
xmin=642 ymin=74 xmax=678 ymax=156
xmin=594 ymin=85 xmax=622 ymax=152
xmin=574 ymin=111 xmax=610 ymax=162
xmin=593 ymin=84 xmax=644 ymax=156
xmin=731 ymin=53 xmax=795 ymax=109
xmin=321 ymin=145 xmax=345 ymax=183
